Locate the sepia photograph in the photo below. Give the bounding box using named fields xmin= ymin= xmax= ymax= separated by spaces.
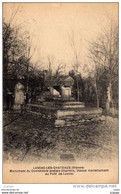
xmin=2 ymin=2 xmax=119 ymax=183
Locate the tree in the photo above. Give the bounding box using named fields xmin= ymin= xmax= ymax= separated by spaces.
xmin=3 ymin=20 xmax=40 ymax=92
xmin=55 ymin=61 xmax=66 ymax=76
xmin=3 ymin=21 xmax=28 ymax=99
xmin=3 ymin=4 xmax=22 ymax=78
xmin=69 ymin=70 xmax=84 ymax=102
xmin=46 ymin=55 xmax=54 ymax=78
xmin=68 ymin=31 xmax=82 ymax=101
xmin=88 ymin=22 xmax=118 ymax=110
xmin=83 ymin=76 xmax=97 ymax=107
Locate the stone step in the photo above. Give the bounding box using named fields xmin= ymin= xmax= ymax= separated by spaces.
xmin=27 ymin=103 xmax=57 ymax=110
xmin=62 ymin=104 xmax=85 ymax=109
xmin=56 ymin=108 xmax=102 ymax=119
xmin=63 ymin=101 xmax=85 ymax=105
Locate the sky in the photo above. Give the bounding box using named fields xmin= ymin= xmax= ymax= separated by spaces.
xmin=3 ymin=3 xmax=118 ymax=75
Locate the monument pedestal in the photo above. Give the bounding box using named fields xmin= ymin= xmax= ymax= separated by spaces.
xmin=26 ymin=101 xmax=102 ymax=127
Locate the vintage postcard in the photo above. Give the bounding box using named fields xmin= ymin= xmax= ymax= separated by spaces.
xmin=3 ymin=2 xmax=119 ymax=183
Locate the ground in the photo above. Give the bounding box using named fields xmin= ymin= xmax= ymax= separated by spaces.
xmin=3 ymin=110 xmax=118 ymax=163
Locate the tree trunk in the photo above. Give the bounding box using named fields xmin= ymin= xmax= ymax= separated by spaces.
xmin=26 ymin=80 xmax=29 ymax=93
xmin=77 ymin=78 xmax=79 ymax=102
xmin=106 ymin=82 xmax=112 ymax=112
xmin=95 ymin=80 xmax=99 ymax=108
xmin=26 ymin=61 xmax=29 ymax=93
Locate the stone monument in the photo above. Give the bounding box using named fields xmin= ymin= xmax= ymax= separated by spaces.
xmin=14 ymin=82 xmax=25 ymax=111
xmin=26 ymin=75 xmax=102 ymax=127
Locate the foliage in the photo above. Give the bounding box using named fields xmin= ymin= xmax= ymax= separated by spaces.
xmin=83 ymin=77 xmax=97 ymax=107
xmin=3 ymin=21 xmax=44 ymax=97
xmin=87 ymin=22 xmax=118 ymax=109
xmin=3 ymin=22 xmax=27 ymax=79
xmin=69 ymin=70 xmax=84 ymax=101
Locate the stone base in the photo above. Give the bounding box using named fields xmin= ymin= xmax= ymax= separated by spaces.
xmin=56 ymin=107 xmax=102 ymax=119
xmin=62 ymin=101 xmax=85 ymax=109
xmin=26 ymin=103 xmax=102 ymax=127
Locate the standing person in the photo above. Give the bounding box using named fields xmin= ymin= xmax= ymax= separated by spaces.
xmin=14 ymin=82 xmax=25 ymax=114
